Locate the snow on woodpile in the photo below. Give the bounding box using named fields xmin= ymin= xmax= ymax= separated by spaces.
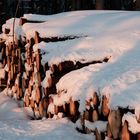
xmin=55 ymin=45 xmax=140 ymax=111
xmin=23 ymin=11 xmax=114 ymax=22
xmin=122 ymin=112 xmax=140 ymax=134
xmin=26 ymin=10 xmax=140 ymax=119
xmin=1 ymin=17 xmax=25 ymax=43
xmin=32 ymin=11 xmax=140 ymax=66
xmin=23 ymin=11 xmax=88 ymax=21
xmin=2 ymin=18 xmax=20 ymax=33
xmin=85 ymin=120 xmax=107 ymax=132
xmin=52 ymin=33 xmax=140 ymax=111
xmin=33 ymin=37 xmax=112 ymax=66
xmin=22 ymin=11 xmax=140 ymax=39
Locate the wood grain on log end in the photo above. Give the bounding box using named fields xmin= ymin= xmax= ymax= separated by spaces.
xmin=35 ymin=87 xmax=41 ymax=104
xmin=121 ymin=121 xmax=130 ymax=140
xmin=36 ymin=50 xmax=41 ymax=72
xmin=24 ymin=95 xmax=30 ymax=107
xmin=39 ymin=98 xmax=49 ymax=118
xmin=84 ymin=110 xmax=89 ymax=121
xmin=30 ymin=98 xmax=35 ymax=108
xmin=92 ymin=109 xmax=99 ymax=122
xmin=107 ymin=123 xmax=113 ymax=139
xmin=34 ymin=31 xmax=40 ymax=44
xmin=69 ymin=98 xmax=76 ymax=116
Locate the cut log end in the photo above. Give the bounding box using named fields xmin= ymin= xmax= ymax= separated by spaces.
xmin=101 ymin=95 xmax=110 ymax=118
xmin=121 ymin=121 xmax=130 ymax=140
xmin=34 ymin=31 xmax=40 ymax=44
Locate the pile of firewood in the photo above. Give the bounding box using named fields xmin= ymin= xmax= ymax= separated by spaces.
xmin=0 ymin=17 xmax=140 ymax=140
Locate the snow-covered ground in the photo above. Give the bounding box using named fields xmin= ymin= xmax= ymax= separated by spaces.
xmin=0 ymin=90 xmax=93 ymax=140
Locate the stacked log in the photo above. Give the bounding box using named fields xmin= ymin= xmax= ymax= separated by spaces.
xmin=23 ymin=43 xmax=45 ymax=118
xmin=0 ymin=29 xmax=24 ymax=98
xmin=25 ymin=32 xmax=110 ymax=119
xmin=74 ymin=93 xmax=140 ymax=140
xmin=21 ymin=17 xmax=140 ymax=140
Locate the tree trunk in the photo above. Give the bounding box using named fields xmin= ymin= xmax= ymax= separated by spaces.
xmin=136 ymin=0 xmax=140 ymax=10
xmin=96 ymin=0 xmax=104 ymax=10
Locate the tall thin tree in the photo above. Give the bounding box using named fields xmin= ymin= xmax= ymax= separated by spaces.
xmin=13 ymin=0 xmax=21 ymax=47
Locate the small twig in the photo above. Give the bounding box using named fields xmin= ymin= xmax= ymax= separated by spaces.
xmin=13 ymin=0 xmax=21 ymax=47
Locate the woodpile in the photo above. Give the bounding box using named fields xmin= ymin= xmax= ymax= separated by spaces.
xmin=0 ymin=16 xmax=140 ymax=139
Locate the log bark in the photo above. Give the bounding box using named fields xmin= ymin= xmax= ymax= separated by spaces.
xmin=28 ymin=84 xmax=33 ymax=95
xmin=1 ymin=46 xmax=6 ymax=59
xmin=69 ymin=98 xmax=76 ymax=116
xmin=47 ymin=77 xmax=53 ymax=88
xmin=36 ymin=50 xmax=41 ymax=72
xmin=30 ymin=98 xmax=35 ymax=108
xmin=84 ymin=110 xmax=90 ymax=121
xmin=10 ymin=65 xmax=14 ymax=80
xmin=17 ymin=87 xmax=22 ymax=99
xmin=35 ymin=87 xmax=41 ymax=104
xmin=6 ymin=46 xmax=9 ymax=56
xmin=69 ymin=98 xmax=79 ymax=122
xmin=137 ymin=113 xmax=140 ymax=123
xmin=24 ymin=94 xmax=30 ymax=107
xmin=37 ymin=72 xmax=41 ymax=86
xmin=39 ymin=98 xmax=49 ymax=118
xmin=137 ymin=132 xmax=140 ymax=140
xmin=107 ymin=123 xmax=113 ymax=139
